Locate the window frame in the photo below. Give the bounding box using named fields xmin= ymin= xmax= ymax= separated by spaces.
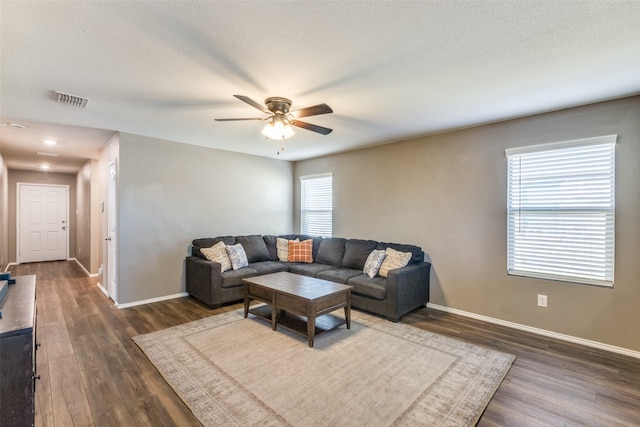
xmin=300 ymin=173 xmax=333 ymax=237
xmin=505 ymin=135 xmax=616 ymax=287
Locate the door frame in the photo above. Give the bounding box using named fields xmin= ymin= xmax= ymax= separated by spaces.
xmin=16 ymin=182 xmax=70 ymax=264
xmin=106 ymin=159 xmax=118 ymax=303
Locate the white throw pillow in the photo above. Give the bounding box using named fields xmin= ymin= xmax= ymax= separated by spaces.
xmin=226 ymin=243 xmax=249 ymax=270
xmin=363 ymin=249 xmax=387 ymax=278
xmin=276 ymin=237 xmax=298 ymax=262
xmin=378 ymin=248 xmax=412 ymax=278
xmin=200 ymin=241 xmax=232 ymax=272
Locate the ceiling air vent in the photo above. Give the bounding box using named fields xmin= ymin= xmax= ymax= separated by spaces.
xmin=52 ymin=90 xmax=89 ymax=108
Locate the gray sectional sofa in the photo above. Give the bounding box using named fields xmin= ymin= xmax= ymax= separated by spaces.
xmin=186 ymin=234 xmax=431 ymax=322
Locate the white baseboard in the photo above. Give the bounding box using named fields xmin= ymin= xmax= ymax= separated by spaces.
xmin=70 ymin=258 xmax=89 ymax=277
xmin=4 ymin=262 xmax=19 ymax=272
xmin=96 ymin=282 xmax=109 ymax=297
xmin=69 ymin=258 xmax=100 ymax=277
xmin=427 ymin=303 xmax=640 ymax=360
xmin=115 ymin=292 xmax=189 ymax=309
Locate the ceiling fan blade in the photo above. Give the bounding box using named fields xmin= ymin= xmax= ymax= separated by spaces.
xmin=290 ymin=120 xmax=333 ymax=135
xmin=233 ymin=94 xmax=270 ymax=114
xmin=214 ymin=118 xmax=263 ymax=121
xmin=291 ymin=103 xmax=333 ymax=118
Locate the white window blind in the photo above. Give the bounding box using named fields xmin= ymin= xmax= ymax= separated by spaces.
xmin=300 ymin=173 xmax=333 ymax=237
xmin=506 ymin=135 xmax=616 ymax=287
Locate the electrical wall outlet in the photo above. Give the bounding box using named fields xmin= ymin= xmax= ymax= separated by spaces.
xmin=537 ymin=294 xmax=548 ymax=308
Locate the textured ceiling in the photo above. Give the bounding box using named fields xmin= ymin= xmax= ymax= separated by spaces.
xmin=1 ymin=1 xmax=639 ymax=173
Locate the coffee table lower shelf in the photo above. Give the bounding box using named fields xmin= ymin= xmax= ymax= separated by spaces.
xmin=249 ymin=305 xmax=346 ymax=342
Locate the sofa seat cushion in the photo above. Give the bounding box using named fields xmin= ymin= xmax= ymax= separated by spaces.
xmin=317 ymin=268 xmax=364 ymax=284
xmin=289 ymin=263 xmax=335 ymax=277
xmin=221 ymin=267 xmax=258 ymax=288
xmin=347 ymin=275 xmax=388 ymax=301
xmin=248 ymin=261 xmax=290 ymax=275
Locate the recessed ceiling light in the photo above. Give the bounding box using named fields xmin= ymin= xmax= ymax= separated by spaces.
xmin=0 ymin=122 xmax=26 ymax=128
xmin=37 ymin=152 xmax=59 ymax=157
xmin=40 ymin=164 xmax=51 ymax=170
xmin=44 ymin=139 xmax=57 ymax=145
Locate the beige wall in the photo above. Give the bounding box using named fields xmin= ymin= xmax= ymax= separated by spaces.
xmin=7 ymin=170 xmax=77 ymax=263
xmin=76 ymin=161 xmax=92 ymax=272
xmin=115 ymin=133 xmax=293 ymax=305
xmin=294 ymin=96 xmax=640 ymax=352
xmin=0 ymin=154 xmax=8 ymax=270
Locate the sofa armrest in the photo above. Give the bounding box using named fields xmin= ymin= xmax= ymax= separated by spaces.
xmin=385 ymin=262 xmax=431 ymax=322
xmin=186 ymin=256 xmax=223 ymax=307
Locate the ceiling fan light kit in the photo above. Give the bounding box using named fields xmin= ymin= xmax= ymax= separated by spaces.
xmin=216 ymin=95 xmax=333 ymax=154
xmin=261 ymin=117 xmax=295 ymax=141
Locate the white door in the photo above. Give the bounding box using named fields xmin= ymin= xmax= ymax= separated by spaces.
xmin=18 ymin=183 xmax=69 ymax=263
xmin=107 ymin=160 xmax=117 ymax=301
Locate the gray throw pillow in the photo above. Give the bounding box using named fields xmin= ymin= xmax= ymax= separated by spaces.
xmin=363 ymin=249 xmax=387 ymax=278
xmin=226 ymin=244 xmax=249 ymax=270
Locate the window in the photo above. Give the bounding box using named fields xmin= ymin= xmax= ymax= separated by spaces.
xmin=506 ymin=135 xmax=616 ymax=287
xmin=300 ymin=173 xmax=333 ymax=237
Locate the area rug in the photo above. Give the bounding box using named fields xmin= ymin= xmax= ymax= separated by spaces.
xmin=132 ymin=308 xmax=514 ymax=426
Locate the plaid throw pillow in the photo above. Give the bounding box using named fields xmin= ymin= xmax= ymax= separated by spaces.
xmin=288 ymin=239 xmax=313 ymax=263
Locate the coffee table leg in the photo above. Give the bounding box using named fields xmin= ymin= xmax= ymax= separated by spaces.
xmin=271 ymin=292 xmax=277 ymax=331
xmin=308 ymin=321 xmax=315 ymax=347
xmin=345 ymin=290 xmax=351 ymax=329
xmin=243 ymin=285 xmax=249 ymax=318
xmin=308 ymin=307 xmax=316 ymax=347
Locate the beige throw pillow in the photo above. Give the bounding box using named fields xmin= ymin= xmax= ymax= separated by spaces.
xmin=378 ymin=248 xmax=412 ymax=278
xmin=276 ymin=237 xmax=298 ymax=262
xmin=200 ymin=241 xmax=232 ymax=272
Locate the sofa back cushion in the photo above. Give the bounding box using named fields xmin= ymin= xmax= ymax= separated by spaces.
xmin=315 ymin=237 xmax=347 ymax=267
xmin=342 ymin=239 xmax=378 ymax=270
xmin=192 ymin=236 xmax=236 ymax=259
xmin=376 ymin=242 xmax=424 ymax=264
xmin=236 ymin=235 xmax=271 ymax=263
xmin=262 ymin=235 xmax=279 ymax=260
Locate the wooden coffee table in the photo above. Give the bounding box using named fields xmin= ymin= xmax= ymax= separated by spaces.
xmin=243 ymin=272 xmax=352 ymax=347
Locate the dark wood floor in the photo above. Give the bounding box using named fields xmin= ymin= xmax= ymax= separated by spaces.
xmin=9 ymin=261 xmax=640 ymax=426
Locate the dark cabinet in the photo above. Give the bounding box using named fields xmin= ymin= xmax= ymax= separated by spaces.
xmin=0 ymin=275 xmax=37 ymax=427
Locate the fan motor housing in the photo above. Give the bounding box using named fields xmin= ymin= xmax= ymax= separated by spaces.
xmin=265 ymin=97 xmax=292 ymax=114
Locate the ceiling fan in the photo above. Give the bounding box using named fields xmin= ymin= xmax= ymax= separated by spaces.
xmin=215 ymin=95 xmax=333 ymax=153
